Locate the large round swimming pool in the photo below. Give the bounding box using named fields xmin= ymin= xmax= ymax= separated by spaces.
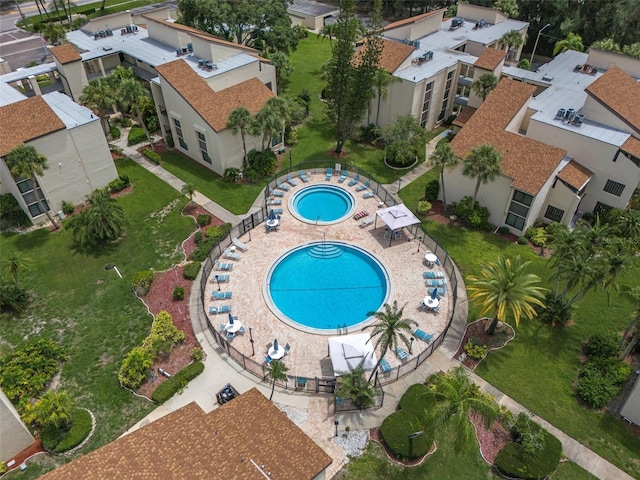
xmin=289 ymin=184 xmax=356 ymax=225
xmin=265 ymin=241 xmax=389 ymax=333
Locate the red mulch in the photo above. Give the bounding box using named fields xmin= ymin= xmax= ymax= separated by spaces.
xmin=454 ymin=318 xmax=515 ymax=370
xmin=136 ymin=203 xmax=223 ymax=398
xmin=470 ymin=412 xmax=511 ymax=464
xmin=5 ymin=438 xmax=44 ymax=472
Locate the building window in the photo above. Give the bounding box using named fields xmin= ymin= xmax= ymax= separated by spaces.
xmin=512 ymin=190 xmax=532 ymax=206
xmin=544 ymin=205 xmax=564 ymax=223
xmin=459 ymin=63 xmax=474 ymax=78
xmin=593 ymin=201 xmax=613 ymax=215
xmin=438 ymin=71 xmax=454 ymax=121
xmin=505 ymin=189 xmax=533 ymax=231
xmin=173 ymin=118 xmax=187 ymax=150
xmin=197 ymin=131 xmax=211 ymax=164
xmin=603 ymin=179 xmax=625 ymax=197
xmin=505 ymin=213 xmax=525 ymax=230
xmin=456 ymin=84 xmax=470 ymax=98
xmin=420 ymin=82 xmax=433 ymax=128
xmin=15 ymin=178 xmax=49 ymax=218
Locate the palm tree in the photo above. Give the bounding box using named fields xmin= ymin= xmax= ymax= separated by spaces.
xmin=29 ymin=390 xmax=75 ymax=429
xmin=363 ymin=301 xmax=417 ymax=382
xmin=462 ymin=143 xmax=502 ymax=209
xmin=181 ymin=184 xmax=197 ymax=207
xmin=500 ymin=29 xmax=524 ymax=60
xmin=429 ymin=140 xmax=459 ymax=210
xmin=264 ymin=359 xmax=288 ymax=401
xmin=253 ymin=97 xmax=288 ymax=151
xmin=618 ymin=285 xmax=640 ymax=360
xmin=372 ymin=69 xmax=401 ymax=127
xmin=471 ymin=73 xmax=498 ymax=101
xmin=69 ymin=188 xmax=125 ymax=245
xmin=553 ymin=32 xmax=584 ymax=56
xmin=226 ymin=106 xmax=251 ymax=169
xmin=335 ymin=360 xmax=375 ymax=410
xmin=319 ymin=23 xmax=338 ymax=48
xmin=467 ymin=255 xmax=547 ymax=335
xmin=427 ymin=367 xmax=498 ymax=453
xmin=5 ymin=251 xmax=29 ymax=285
xmin=42 ymin=22 xmax=66 ymax=44
xmin=266 ymin=50 xmax=293 ymax=90
xmin=591 ymin=38 xmax=621 ymax=53
xmin=80 ymin=78 xmax=116 ymax=136
xmin=4 ymin=144 xmax=60 ymax=229
xmin=118 ymin=78 xmax=154 ymax=150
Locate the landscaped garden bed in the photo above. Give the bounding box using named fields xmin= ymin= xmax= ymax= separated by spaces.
xmin=454 ymin=318 xmax=515 ymax=370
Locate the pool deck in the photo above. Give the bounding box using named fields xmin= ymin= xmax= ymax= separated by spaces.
xmin=205 ymin=172 xmax=450 ymax=378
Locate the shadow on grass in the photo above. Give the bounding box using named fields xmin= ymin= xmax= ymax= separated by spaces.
xmin=11 ymin=227 xmax=53 ymax=251
xmin=68 ymin=239 xmax=120 ymax=259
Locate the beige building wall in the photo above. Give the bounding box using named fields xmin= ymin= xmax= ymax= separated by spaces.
xmin=587 ymin=49 xmax=640 ymax=77
xmin=541 ymin=178 xmax=583 ymax=225
xmin=83 ymin=12 xmax=132 ymax=34
xmin=385 ymin=11 xmax=443 ymax=42
xmin=580 ymin=97 xmax=636 ymax=133
xmin=132 ymin=7 xmax=172 ymax=25
xmin=457 ymin=3 xmax=507 ymax=24
xmin=371 ymin=78 xmax=418 ymax=128
xmin=206 ymin=61 xmax=276 ymax=94
xmin=146 ymin=20 xmax=192 ymax=50
xmin=0 ymin=389 xmax=35 ymax=462
xmin=55 ymin=60 xmax=88 ymax=102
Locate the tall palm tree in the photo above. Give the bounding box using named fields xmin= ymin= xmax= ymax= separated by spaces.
xmin=462 ymin=143 xmax=502 ymax=209
xmin=29 ymin=390 xmax=75 ymax=429
xmin=335 ymin=360 xmax=375 ymax=410
xmin=471 ymin=73 xmax=498 ymax=101
xmin=363 ymin=301 xmax=417 ymax=382
xmin=264 ymin=359 xmax=288 ymax=401
xmin=319 ymin=23 xmax=338 ymax=48
xmin=69 ymin=188 xmax=125 ymax=245
xmin=266 ymin=50 xmax=293 ymax=90
xmin=118 ymin=78 xmax=154 ymax=150
xmin=618 ymin=285 xmax=640 ymax=360
xmin=253 ymin=97 xmax=288 ymax=151
xmin=467 ymin=255 xmax=547 ymax=335
xmin=180 ymin=184 xmax=197 ymax=207
xmin=429 ymin=140 xmax=459 ymax=210
xmin=80 ymin=78 xmax=117 ymax=136
xmin=553 ymin=32 xmax=584 ymax=56
xmin=226 ymin=106 xmax=251 ymax=169
xmin=5 ymin=144 xmax=60 ymax=229
xmin=372 ymin=69 xmax=401 ymax=126
xmin=500 ymin=29 xmax=524 ymax=60
xmin=427 ymin=367 xmax=498 ymax=453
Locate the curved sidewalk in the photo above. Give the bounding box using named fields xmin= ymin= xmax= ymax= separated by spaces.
xmin=121 ymin=140 xmax=631 ymax=480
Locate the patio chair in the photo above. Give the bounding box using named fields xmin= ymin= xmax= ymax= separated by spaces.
xmin=209 ymin=305 xmax=231 ymax=315
xmin=425 ymin=278 xmax=447 ymax=287
xmin=219 ymin=323 xmax=227 ymax=331
xmin=211 ymin=273 xmax=230 ymax=283
xmin=237 ymin=326 xmax=246 ymax=334
xmin=275 ymin=179 xmax=290 ymax=191
xmin=355 ymin=180 xmax=370 ymax=192
xmin=299 ymin=170 xmax=309 ymax=182
xmin=325 ymin=167 xmax=333 ymax=181
xmin=266 ymin=341 xmax=273 ymax=351
xmin=360 ymin=217 xmax=374 ymax=228
xmin=338 ymin=170 xmax=348 ymax=183
xmin=226 ymin=331 xmax=235 ymax=340
xmin=423 ymin=271 xmax=445 ymax=279
xmin=264 ymin=355 xmax=272 ymax=365
xmin=224 ymin=249 xmax=241 ymax=261
xmin=286 ymin=173 xmax=298 ymax=187
xmin=296 ymin=376 xmax=307 ymax=389
xmin=394 ymin=346 xmax=409 ymax=361
xmin=348 ymin=173 xmax=360 ymax=187
xmin=272 ymin=208 xmax=284 ymax=215
xmin=267 ymin=199 xmax=282 ymax=206
xmin=269 ymin=188 xmax=285 ymax=197
xmin=379 ymin=358 xmax=392 ymax=373
xmin=362 ymin=190 xmax=377 ymax=199
xmin=414 ymin=328 xmax=433 ymax=343
xmin=284 ymin=343 xmax=291 ymax=354
xmin=232 ymin=237 xmax=249 ymax=252
xmin=211 ymin=291 xmax=232 ymax=300
xmin=215 ymin=260 xmax=233 ymax=271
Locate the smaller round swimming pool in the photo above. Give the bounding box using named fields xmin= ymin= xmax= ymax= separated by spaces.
xmin=289 ymin=184 xmax=356 ymax=225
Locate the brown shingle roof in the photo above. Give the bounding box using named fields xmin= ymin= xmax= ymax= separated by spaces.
xmin=474 ymin=47 xmax=506 ymax=71
xmin=155 ymin=59 xmax=274 ymax=132
xmin=49 ymin=43 xmax=81 ymax=64
xmin=0 ymin=97 xmax=65 ymax=157
xmin=41 ymin=389 xmax=332 ymax=480
xmin=621 ymin=136 xmax=640 ymax=159
xmin=379 ymin=38 xmax=415 ymax=73
xmin=452 ymin=106 xmax=477 ymax=127
xmin=585 ymin=66 xmax=640 ymax=133
xmin=451 ymin=78 xmax=567 ymax=195
xmin=383 ymin=8 xmax=445 ymax=31
xmin=557 ymin=160 xmax=592 ymax=190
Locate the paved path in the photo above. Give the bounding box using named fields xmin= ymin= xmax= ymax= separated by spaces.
xmin=117 ymin=137 xmax=633 ymax=480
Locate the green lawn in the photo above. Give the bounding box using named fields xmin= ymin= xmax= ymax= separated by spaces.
xmin=0 ymin=158 xmax=194 ymax=477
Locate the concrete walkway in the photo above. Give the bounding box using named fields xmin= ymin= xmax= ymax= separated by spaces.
xmin=117 ymin=136 xmax=632 ymax=480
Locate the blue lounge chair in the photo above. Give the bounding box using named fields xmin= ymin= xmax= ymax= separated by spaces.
xmin=414 ymin=328 xmax=433 ymax=343
xmin=219 ymin=323 xmax=226 ymax=331
xmin=435 ymin=286 xmax=447 ymax=296
xmin=267 ymin=199 xmax=282 ymax=206
xmin=325 ymin=167 xmax=333 ymax=181
xmin=215 ymin=260 xmax=233 ymax=271
xmin=348 ymin=173 xmax=360 ymax=187
xmin=275 ymin=179 xmax=290 ymax=191
xmin=363 ymin=190 xmax=377 ymax=199
xmin=211 ymin=291 xmax=232 ymax=300
xmin=425 ymin=278 xmax=447 ymax=287
xmin=296 ymin=376 xmax=307 ymax=389
xmin=223 ymin=248 xmax=241 ymax=260
xmin=394 ymin=346 xmax=410 ymax=361
xmin=299 ymin=170 xmax=309 ymax=182
xmin=232 ymin=237 xmax=249 ymax=252
xmin=272 ymin=208 xmax=284 ymax=215
xmin=211 ymin=273 xmax=230 ymax=283
xmin=209 ymin=305 xmax=231 ymax=315
xmin=379 ymin=358 xmax=392 ymax=373
xmin=355 ymin=180 xmax=370 ymax=192
xmin=269 ymin=188 xmax=285 ymax=197
xmin=265 ymin=355 xmax=272 ymax=365
xmin=338 ymin=170 xmax=348 ymax=183
xmin=423 ymin=271 xmax=445 ymax=279
xmin=286 ymin=174 xmax=298 ymax=187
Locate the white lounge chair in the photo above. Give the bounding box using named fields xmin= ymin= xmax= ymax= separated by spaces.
xmin=338 ymin=170 xmax=348 ymax=183
xmin=286 ymin=174 xmax=298 ymax=187
xmin=360 ymin=217 xmax=374 ymax=227
xmin=232 ymin=237 xmax=249 ymax=252
xmin=211 ymin=291 xmax=232 ymax=300
xmin=275 ymin=179 xmax=290 ymax=191
xmin=209 ymin=305 xmax=231 ymax=314
xmin=348 ymin=173 xmax=360 ymax=187
xmin=267 ymin=199 xmax=282 ymax=206
xmin=224 ymin=249 xmax=241 ymax=261
xmin=269 ymin=188 xmax=285 ymax=197
xmin=299 ymin=170 xmax=309 ymax=182
xmin=363 ymin=190 xmax=377 ymax=199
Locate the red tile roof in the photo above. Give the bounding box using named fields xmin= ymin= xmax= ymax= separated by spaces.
xmin=621 ymin=136 xmax=640 ymax=159
xmin=557 ymin=160 xmax=592 ymax=190
xmin=41 ymin=389 xmax=332 ymax=480
xmin=585 ymin=66 xmax=640 ymax=133
xmin=0 ymin=97 xmax=65 ymax=157
xmin=378 ymin=38 xmax=415 ymax=73
xmin=474 ymin=47 xmax=506 ymax=71
xmin=451 ymin=78 xmax=567 ymax=195
xmin=49 ymin=43 xmax=82 ymax=64
xmin=155 ymin=59 xmax=274 ymax=132
xmin=452 ymin=106 xmax=477 ymax=127
xmin=383 ymin=9 xmax=445 ymax=31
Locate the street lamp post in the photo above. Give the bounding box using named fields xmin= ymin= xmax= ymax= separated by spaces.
xmin=249 ymin=326 xmax=255 ymax=356
xmin=416 ymin=235 xmax=423 ymax=253
xmin=409 ymin=337 xmax=414 ymax=354
xmin=397 ymin=178 xmax=402 ymax=192
xmin=530 ymin=23 xmax=551 ymax=65
xmin=289 ymin=150 xmax=292 ymax=172
xmin=214 ymin=275 xmax=220 ymax=291
xmin=334 ymin=420 xmax=339 ymax=437
xmin=408 ymin=431 xmax=424 ymax=458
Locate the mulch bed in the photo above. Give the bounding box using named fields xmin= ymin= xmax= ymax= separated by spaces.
xmin=454 ymin=318 xmax=515 ymax=370
xmin=5 ymin=438 xmax=44 ymax=472
xmin=470 ymin=412 xmax=511 ymax=465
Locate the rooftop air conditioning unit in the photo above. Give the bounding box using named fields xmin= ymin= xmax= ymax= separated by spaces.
xmin=573 ymin=113 xmax=584 ymax=126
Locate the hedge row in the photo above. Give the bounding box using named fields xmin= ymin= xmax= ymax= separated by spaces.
xmin=151 ymin=361 xmax=204 ymax=404
xmin=127 ymin=126 xmax=147 ymax=146
xmin=494 ymin=430 xmax=562 ymax=480
xmin=42 ymin=407 xmax=92 ymax=453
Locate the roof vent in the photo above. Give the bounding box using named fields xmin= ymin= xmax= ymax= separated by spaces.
xmin=450 ymin=18 xmax=464 ymax=30
xmin=572 ymin=113 xmax=584 ymax=126
xmin=554 ymin=108 xmax=566 ymax=120
xmin=542 ymin=74 xmax=553 ymax=81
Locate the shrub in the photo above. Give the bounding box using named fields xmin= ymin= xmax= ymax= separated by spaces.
xmin=189 ymin=237 xmax=216 ymax=261
xmin=498 ymin=226 xmax=510 ymax=235
xmin=41 ymin=423 xmax=64 ymax=451
xmin=108 ymin=177 xmax=126 ymax=193
xmin=538 ymin=292 xmax=574 ymax=326
xmin=380 ymin=410 xmax=433 ymax=460
xmin=424 ymin=180 xmax=440 ymax=202
xmin=190 ymin=347 xmax=204 ymax=362
xmin=172 ymin=286 xmax=184 ymax=300
xmin=127 ymin=126 xmax=146 ymax=145
xmin=464 ymin=340 xmax=488 ymax=359
xmin=450 ymin=195 xmax=473 ymax=218
xmin=223 ymin=167 xmax=242 ymax=183
xmin=417 ymin=200 xmax=432 ymax=216
xmin=583 ymin=332 xmax=619 ymax=359
xmin=165 ymin=135 xmax=174 ymax=148
xmin=131 ymin=270 xmax=153 ymax=296
xmin=0 ymin=193 xmax=31 ymax=230
xmin=242 ymin=168 xmax=261 ymax=183
xmin=110 ymin=125 xmax=121 ymax=139
xmin=118 ymin=346 xmax=154 ymax=389
xmin=197 ymin=214 xmax=211 ymax=227
xmin=517 ymin=236 xmax=529 ymax=245
xmin=53 ymin=408 xmax=92 ymax=453
xmin=61 ymin=200 xmax=75 ymax=215
xmin=151 ymin=361 xmax=204 ymax=403
xmin=108 ymin=143 xmax=123 ymax=154
xmin=284 ymin=126 xmax=298 ymax=146
xmin=194 ymin=231 xmax=203 ymax=244
xmin=146 ymin=310 xmax=185 ymax=355
xmin=577 ymin=370 xmax=620 ymax=408
xmin=359 ymin=124 xmax=381 ymax=144
xmin=183 ymin=261 xmax=201 ymax=280
xmin=525 ymin=226 xmax=547 ymax=247
xmin=0 ymin=282 xmax=29 ymax=313
xmin=205 ymin=224 xmax=230 ymax=241
xmin=142 ymin=149 xmax=161 ymax=165
xmin=495 ymin=430 xmax=562 ymax=480
xmin=120 ymin=116 xmax=132 ymax=127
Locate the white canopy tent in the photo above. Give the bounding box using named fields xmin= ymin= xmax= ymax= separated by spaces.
xmin=375 ymin=204 xmax=421 ymax=245
xmin=328 ymin=333 xmax=378 ymax=374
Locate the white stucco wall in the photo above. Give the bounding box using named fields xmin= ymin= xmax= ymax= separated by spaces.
xmin=0 ymin=389 xmax=35 ymax=463
xmin=206 ymin=61 xmax=276 ymax=94
xmin=541 ymin=178 xmax=583 ymax=225
xmin=457 ymin=4 xmax=506 ymax=25
xmin=57 ymin=60 xmax=88 ymax=102
xmin=581 ymin=96 xmax=636 ymax=133
xmin=587 ymin=49 xmax=640 ymax=78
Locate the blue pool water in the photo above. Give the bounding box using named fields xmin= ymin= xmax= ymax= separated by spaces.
xmin=290 ymin=185 xmax=356 ymax=225
xmin=267 ymin=242 xmax=389 ymax=332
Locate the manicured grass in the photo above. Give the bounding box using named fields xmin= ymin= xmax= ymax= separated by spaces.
xmin=0 ymin=158 xmax=194 ymax=475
